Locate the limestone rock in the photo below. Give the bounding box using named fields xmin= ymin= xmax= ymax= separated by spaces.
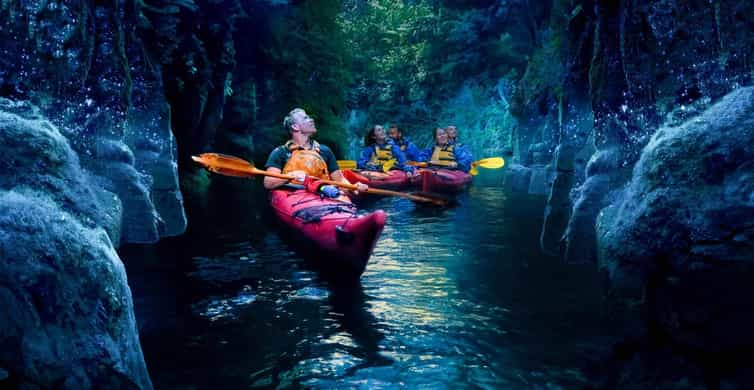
xmin=0 ymin=100 xmax=122 ymax=243
xmin=0 ymin=100 xmax=153 ymax=388
xmin=0 ymin=190 xmax=151 ymax=389
xmin=527 ymin=165 xmax=556 ymax=195
xmin=598 ymin=87 xmax=754 ymax=356
xmin=502 ymin=164 xmax=532 ymax=193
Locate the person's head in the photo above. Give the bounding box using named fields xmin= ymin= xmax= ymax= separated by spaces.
xmin=445 ymin=125 xmax=457 ymax=140
xmin=388 ymin=125 xmax=402 ymax=141
xmin=283 ymin=108 xmax=316 ymax=136
xmin=374 ymin=125 xmax=387 ymax=143
xmin=434 ymin=127 xmax=448 ymax=146
xmin=364 ymin=124 xmax=386 ymax=146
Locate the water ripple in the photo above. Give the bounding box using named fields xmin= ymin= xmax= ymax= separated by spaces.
xmin=135 ymin=189 xmax=606 ymax=388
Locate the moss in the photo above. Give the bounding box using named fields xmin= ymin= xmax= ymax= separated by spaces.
xmin=588 ymin=20 xmax=606 ymax=107
xmin=113 ymin=4 xmax=133 ymax=113
xmin=510 ymin=29 xmax=566 ymax=118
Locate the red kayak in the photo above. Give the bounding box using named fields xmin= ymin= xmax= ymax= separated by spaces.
xmin=269 ymin=188 xmax=386 ymax=277
xmin=413 ymin=168 xmax=473 ymax=193
xmin=342 ymin=169 xmax=410 ymax=189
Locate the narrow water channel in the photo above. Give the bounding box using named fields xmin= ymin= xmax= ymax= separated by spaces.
xmin=123 ymin=187 xmax=607 ymax=388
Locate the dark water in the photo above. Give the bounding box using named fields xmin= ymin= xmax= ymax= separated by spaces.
xmin=123 ymin=187 xmax=607 ymax=388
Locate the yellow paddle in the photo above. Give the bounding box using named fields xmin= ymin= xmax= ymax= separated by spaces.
xmin=336 ymin=160 xmax=394 ymax=173
xmin=337 ymin=160 xmax=357 ymax=170
xmin=469 ymin=157 xmax=505 ymax=175
xmin=194 ymin=153 xmax=448 ymax=206
xmin=406 ymin=157 xmax=505 ymax=175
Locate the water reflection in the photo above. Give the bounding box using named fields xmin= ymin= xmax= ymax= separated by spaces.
xmin=326 ymin=281 xmax=387 ymax=364
xmin=127 ymin=188 xmax=606 ymax=388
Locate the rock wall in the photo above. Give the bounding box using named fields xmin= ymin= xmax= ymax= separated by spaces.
xmin=0 ymin=0 xmax=187 ymax=244
xmin=0 ymin=101 xmax=153 ymax=388
xmin=0 ymin=0 xmax=195 ymax=387
xmin=499 ymin=3 xmax=754 ymax=384
xmin=597 ymin=86 xmax=754 ymax=387
xmin=501 ymin=0 xmax=753 ymax=262
xmin=565 ymin=0 xmax=752 ymax=262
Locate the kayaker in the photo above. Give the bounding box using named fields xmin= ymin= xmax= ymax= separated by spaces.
xmin=445 ymin=125 xmax=459 ymax=144
xmin=419 ymin=127 xmax=472 ymax=172
xmin=264 ymin=108 xmax=368 ymax=197
xmin=445 ymin=124 xmax=474 ymax=164
xmin=357 ymin=124 xmax=413 ymax=173
xmin=387 ymin=124 xmax=422 ymax=161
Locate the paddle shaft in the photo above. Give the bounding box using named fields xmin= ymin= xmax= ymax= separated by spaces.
xmin=406 ymin=157 xmax=503 ymax=169
xmin=261 ymin=169 xmax=443 ymax=204
xmin=337 ymin=159 xmax=393 ymax=173
xmin=199 ymin=159 xmax=445 ymax=205
xmin=339 ymin=157 xmax=503 ymax=170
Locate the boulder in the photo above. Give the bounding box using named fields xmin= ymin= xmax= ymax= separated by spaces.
xmin=597 ymin=87 xmax=754 ymax=371
xmin=0 ymin=104 xmax=152 ymax=388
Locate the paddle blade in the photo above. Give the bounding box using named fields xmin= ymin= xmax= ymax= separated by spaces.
xmin=469 ymin=166 xmax=479 ymax=176
xmin=337 ymin=160 xmax=357 ymax=170
xmin=473 ymin=157 xmax=505 ymax=169
xmin=192 ymin=153 xmax=257 ymax=178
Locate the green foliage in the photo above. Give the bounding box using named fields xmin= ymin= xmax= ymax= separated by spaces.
xmin=339 ymin=0 xmax=441 ymax=120
xmin=507 ymin=0 xmax=573 ymax=119
xmin=264 ymin=0 xmax=354 ymax=154
xmin=510 ymin=28 xmax=566 ymax=117
xmin=209 ymin=0 xmax=567 ymax=162
xmin=220 ymin=0 xmax=564 ymax=161
xmin=336 ymin=0 xmax=552 ymax=137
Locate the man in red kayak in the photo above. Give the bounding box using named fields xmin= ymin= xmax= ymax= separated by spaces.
xmin=419 ymin=127 xmax=472 ymax=172
xmin=387 ymin=124 xmax=422 ymax=161
xmin=264 ymin=108 xmax=367 ymax=197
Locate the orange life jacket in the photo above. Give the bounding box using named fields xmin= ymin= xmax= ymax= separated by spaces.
xmin=281 ymin=140 xmax=330 ymax=180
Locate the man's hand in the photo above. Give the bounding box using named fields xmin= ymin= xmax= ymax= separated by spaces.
xmin=353 ymin=182 xmax=368 ymax=195
xmin=319 ymin=185 xmax=341 ymax=198
xmin=288 ymin=170 xmax=306 ymax=183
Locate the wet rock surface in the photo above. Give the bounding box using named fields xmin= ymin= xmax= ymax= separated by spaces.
xmin=597 ymin=87 xmax=754 ymax=386
xmin=0 ymin=104 xmax=153 ymax=388
xmin=0 ymin=1 xmax=190 ymax=386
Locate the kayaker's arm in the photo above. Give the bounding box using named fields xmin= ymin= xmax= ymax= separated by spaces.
xmin=331 ymin=170 xmax=368 ymax=194
xmin=264 ymin=146 xmax=299 ymax=189
xmin=263 ymin=167 xmax=305 ymax=189
xmin=356 ymin=146 xmax=373 ymax=170
xmin=389 ymin=141 xmax=409 ymax=171
xmin=454 ymin=144 xmax=473 ymax=172
xmin=418 ymin=146 xmax=432 ymax=163
xmin=405 ymin=141 xmax=422 ymax=161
